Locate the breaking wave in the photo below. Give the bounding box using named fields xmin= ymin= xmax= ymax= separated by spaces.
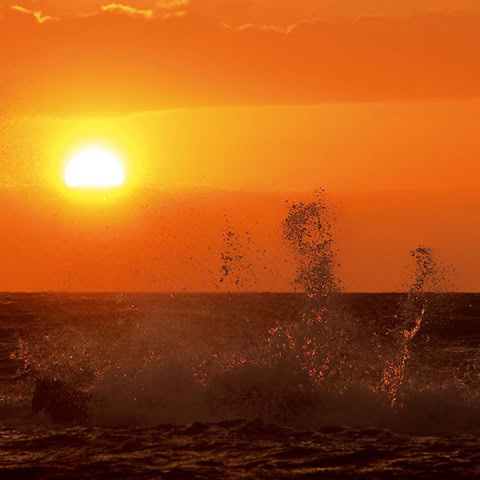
xmin=5 ymin=190 xmax=479 ymax=435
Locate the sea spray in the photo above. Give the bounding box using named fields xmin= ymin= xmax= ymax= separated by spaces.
xmin=216 ymin=228 xmax=254 ymax=290
xmin=380 ymin=247 xmax=438 ymax=407
xmin=282 ymin=190 xmax=340 ymax=300
xmin=202 ymin=191 xmax=445 ymax=422
xmin=279 ymin=193 xmax=451 ymax=409
xmin=9 ymin=191 xmax=466 ymax=432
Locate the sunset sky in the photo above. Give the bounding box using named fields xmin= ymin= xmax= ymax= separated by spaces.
xmin=1 ymin=1 xmax=480 ymax=292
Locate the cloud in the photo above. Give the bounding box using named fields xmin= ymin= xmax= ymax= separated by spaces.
xmin=3 ymin=10 xmax=480 ymax=115
xmin=155 ymin=0 xmax=188 ymax=18
xmin=101 ymin=3 xmax=153 ymax=19
xmin=156 ymin=0 xmax=189 ymax=10
xmin=160 ymin=10 xmax=186 ymax=19
xmin=221 ymin=22 xmax=292 ymax=34
xmin=10 ymin=5 xmax=56 ymax=23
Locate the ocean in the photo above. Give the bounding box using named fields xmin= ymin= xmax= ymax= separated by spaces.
xmin=1 ymin=291 xmax=480 ymax=479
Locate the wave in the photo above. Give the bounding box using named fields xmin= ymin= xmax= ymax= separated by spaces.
xmin=4 ymin=190 xmax=476 ymax=435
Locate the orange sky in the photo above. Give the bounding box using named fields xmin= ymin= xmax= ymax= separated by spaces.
xmin=1 ymin=1 xmax=480 ymax=291
xmin=3 ymin=5 xmax=480 ymax=115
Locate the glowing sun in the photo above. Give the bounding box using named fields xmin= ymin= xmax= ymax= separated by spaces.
xmin=65 ymin=148 xmax=125 ymax=188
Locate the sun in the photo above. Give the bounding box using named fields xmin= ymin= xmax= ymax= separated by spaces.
xmin=65 ymin=148 xmax=125 ymax=188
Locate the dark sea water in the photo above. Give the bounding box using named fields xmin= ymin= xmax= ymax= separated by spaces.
xmin=1 ymin=292 xmax=480 ymax=479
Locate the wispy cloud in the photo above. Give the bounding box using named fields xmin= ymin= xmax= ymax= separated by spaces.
xmin=156 ymin=0 xmax=190 ymax=10
xmin=222 ymin=22 xmax=292 ymax=34
xmin=222 ymin=17 xmax=325 ymax=35
xmin=160 ymin=10 xmax=186 ymax=19
xmin=10 ymin=5 xmax=56 ymax=24
xmin=101 ymin=4 xmax=153 ymax=19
